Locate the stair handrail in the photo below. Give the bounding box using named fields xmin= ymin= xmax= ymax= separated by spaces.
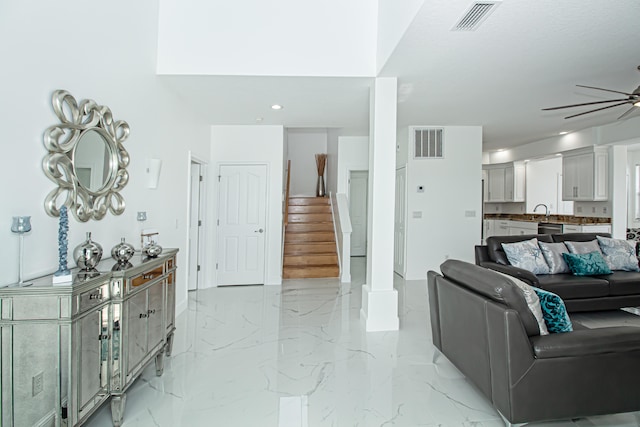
xmin=284 ymin=160 xmax=291 ymax=227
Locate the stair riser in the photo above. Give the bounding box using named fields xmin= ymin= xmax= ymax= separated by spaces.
xmin=288 ymin=214 xmax=332 ymax=223
xmin=285 ymin=232 xmax=335 ymax=243
xmin=288 ymin=197 xmax=329 ymax=206
xmin=288 ymin=205 xmax=332 ymax=214
xmin=284 ymin=243 xmax=335 ymax=254
xmin=284 ymin=255 xmax=338 ymax=266
xmin=283 ymin=267 xmax=339 ymax=279
xmin=287 ymin=223 xmax=333 ymax=232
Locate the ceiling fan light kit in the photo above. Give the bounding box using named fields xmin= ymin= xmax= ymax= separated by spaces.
xmin=542 ymin=65 xmax=640 ymax=120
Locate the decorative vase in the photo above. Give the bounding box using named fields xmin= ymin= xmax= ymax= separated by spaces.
xmin=143 ymin=241 xmax=163 ymax=258
xmin=111 ymin=238 xmax=135 ymax=264
xmin=316 ymin=176 xmax=325 ymax=197
xmin=73 ymin=232 xmax=103 ymax=270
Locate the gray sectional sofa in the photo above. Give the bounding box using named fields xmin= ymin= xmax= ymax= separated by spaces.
xmin=475 ymin=233 xmax=640 ymax=312
xmin=428 ymin=259 xmax=640 ymax=426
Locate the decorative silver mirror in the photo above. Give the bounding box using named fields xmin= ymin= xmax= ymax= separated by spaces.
xmin=43 ymin=90 xmax=130 ymax=222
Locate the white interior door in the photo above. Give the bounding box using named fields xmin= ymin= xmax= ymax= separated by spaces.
xmin=188 ymin=162 xmax=203 ymax=291
xmin=349 ymin=171 xmax=368 ymax=257
xmin=394 ymin=167 xmax=407 ymax=276
xmin=217 ymin=164 xmax=267 ymax=285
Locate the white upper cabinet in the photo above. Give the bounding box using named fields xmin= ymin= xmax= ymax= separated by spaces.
xmin=562 ymin=146 xmax=608 ymax=201
xmin=483 ymin=162 xmax=526 ymax=202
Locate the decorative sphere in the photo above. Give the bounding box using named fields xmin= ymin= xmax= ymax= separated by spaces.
xmin=143 ymin=242 xmax=163 ymax=258
xmin=74 ymin=232 xmax=103 ymax=270
xmin=111 ymin=238 xmax=135 ymax=264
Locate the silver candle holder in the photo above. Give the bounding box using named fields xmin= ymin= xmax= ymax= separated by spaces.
xmin=11 ymin=216 xmax=32 ymax=285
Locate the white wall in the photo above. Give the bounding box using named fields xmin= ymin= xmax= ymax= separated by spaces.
xmin=210 ymin=125 xmax=284 ymax=285
xmin=0 ymin=1 xmax=210 ymax=315
xmin=157 ymin=0 xmax=377 ymax=77
xmin=404 ymin=126 xmax=482 ymax=279
xmin=337 ymin=136 xmax=370 ymax=194
xmin=326 ymin=129 xmax=340 ymax=195
xmin=628 ymin=149 xmax=640 ymax=229
xmin=287 ymin=129 xmax=328 ymax=196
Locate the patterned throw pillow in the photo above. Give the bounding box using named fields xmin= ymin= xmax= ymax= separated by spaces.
xmin=562 ymin=251 xmax=612 ymax=276
xmin=538 ymin=242 xmax=570 ymax=274
xmin=564 ymin=240 xmax=602 ymax=255
xmin=532 ymin=287 xmax=573 ymax=333
xmin=495 ymin=271 xmax=548 ymax=335
xmin=596 ymin=236 xmax=640 ymax=272
xmin=501 ymin=238 xmax=550 ymax=274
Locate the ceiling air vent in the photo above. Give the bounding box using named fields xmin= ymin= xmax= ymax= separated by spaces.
xmin=412 ymin=127 xmax=444 ymax=159
xmin=453 ymin=1 xmax=501 ymax=31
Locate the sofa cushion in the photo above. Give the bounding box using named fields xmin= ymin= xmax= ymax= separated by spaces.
xmin=539 ymin=242 xmax=570 ymax=274
xmin=604 ymin=271 xmax=640 ymax=296
xmin=563 ymin=251 xmax=612 ymax=276
xmin=495 ymin=271 xmax=549 ymax=335
xmin=536 ymin=274 xmax=610 ymax=299
xmin=596 ymin=236 xmax=640 ymax=272
xmin=501 ymin=238 xmax=550 ymax=274
xmin=439 ymin=259 xmax=541 ymax=336
xmin=533 ymin=287 xmax=573 ymax=333
xmin=551 ymin=232 xmax=611 ymax=243
xmin=486 ymin=234 xmax=554 ymax=265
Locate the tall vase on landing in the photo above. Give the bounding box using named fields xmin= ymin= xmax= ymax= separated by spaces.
xmin=316 ymin=175 xmax=325 ymax=197
xmin=315 ymin=153 xmax=327 ymax=197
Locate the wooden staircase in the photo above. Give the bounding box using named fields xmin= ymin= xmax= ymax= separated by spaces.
xmin=283 ymin=197 xmax=339 ymax=279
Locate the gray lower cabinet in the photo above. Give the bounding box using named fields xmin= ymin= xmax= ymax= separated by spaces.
xmin=0 ymin=249 xmax=177 ymax=427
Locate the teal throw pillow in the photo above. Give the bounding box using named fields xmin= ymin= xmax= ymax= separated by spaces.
xmin=562 ymin=251 xmax=612 ymax=276
xmin=532 ymin=287 xmax=573 ymax=333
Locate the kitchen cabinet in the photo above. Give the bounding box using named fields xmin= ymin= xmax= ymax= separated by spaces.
xmin=0 ymin=250 xmax=178 ymax=427
xmin=483 ymin=162 xmax=526 ymax=202
xmin=508 ymin=220 xmax=538 ymax=236
xmin=563 ymin=224 xmax=611 ymax=233
xmin=562 ymin=146 xmax=608 ymax=201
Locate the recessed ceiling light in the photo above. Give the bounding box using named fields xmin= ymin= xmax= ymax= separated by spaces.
xmin=496 ymin=148 xmax=504 ymax=152
xmin=256 ymin=117 xmax=263 ymax=122
xmin=559 ymin=131 xmax=569 ymax=135
xmin=271 ymin=104 xmax=283 ymax=110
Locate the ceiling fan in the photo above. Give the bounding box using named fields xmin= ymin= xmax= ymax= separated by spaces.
xmin=542 ymin=66 xmax=640 ymax=120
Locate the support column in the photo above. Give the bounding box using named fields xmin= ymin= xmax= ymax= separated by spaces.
xmin=361 ymin=77 xmax=399 ymax=332
xmin=611 ymin=145 xmax=627 ymax=239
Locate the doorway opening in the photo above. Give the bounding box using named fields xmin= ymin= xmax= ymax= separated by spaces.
xmin=188 ymin=156 xmax=207 ymax=291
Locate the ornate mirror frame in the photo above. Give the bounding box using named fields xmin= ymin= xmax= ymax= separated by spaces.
xmin=43 ymin=90 xmax=130 ymax=222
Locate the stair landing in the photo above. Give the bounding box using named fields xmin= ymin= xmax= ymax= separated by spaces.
xmin=283 ymin=197 xmax=339 ymax=279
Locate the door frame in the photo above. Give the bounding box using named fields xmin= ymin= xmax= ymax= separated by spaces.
xmin=394 ymin=165 xmax=407 ymax=277
xmin=348 ymin=169 xmax=368 ymax=257
xmin=215 ymin=161 xmax=269 ymax=286
xmin=187 ymin=154 xmax=207 ymax=290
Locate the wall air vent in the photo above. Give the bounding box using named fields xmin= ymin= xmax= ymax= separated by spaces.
xmin=453 ymin=1 xmax=501 ymax=31
xmin=412 ymin=127 xmax=444 ymax=159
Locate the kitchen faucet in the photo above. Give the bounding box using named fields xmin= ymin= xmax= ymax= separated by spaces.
xmin=533 ymin=203 xmax=550 ymax=218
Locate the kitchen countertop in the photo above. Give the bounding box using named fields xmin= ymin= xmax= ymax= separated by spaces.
xmin=484 ymin=213 xmax=611 ymax=225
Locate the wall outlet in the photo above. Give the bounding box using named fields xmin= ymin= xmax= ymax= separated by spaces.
xmin=603 ymin=207 xmax=607 ymax=214
xmin=577 ymin=206 xmax=583 ymax=213
xmin=464 ymin=210 xmax=476 ymax=217
xmin=32 ymin=372 xmax=43 ymax=396
xmin=592 ymin=207 xmax=596 ymax=213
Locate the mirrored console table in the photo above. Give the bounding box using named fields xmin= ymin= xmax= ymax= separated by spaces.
xmin=0 ymin=249 xmax=177 ymax=427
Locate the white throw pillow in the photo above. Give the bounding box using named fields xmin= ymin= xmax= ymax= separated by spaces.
xmin=596 ymin=236 xmax=640 ymax=272
xmin=501 ymin=238 xmax=550 ymax=275
xmin=495 ymin=271 xmax=549 ymax=335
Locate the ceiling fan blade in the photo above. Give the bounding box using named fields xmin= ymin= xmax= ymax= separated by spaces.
xmin=618 ymin=105 xmax=640 ymax=120
xmin=564 ymin=102 xmax=630 ymax=119
xmin=576 ymin=84 xmax=633 ymax=96
xmin=542 ymin=98 xmax=631 ymax=111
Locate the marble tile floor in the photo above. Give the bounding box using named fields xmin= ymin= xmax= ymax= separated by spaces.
xmin=87 ymin=258 xmax=640 ymax=427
